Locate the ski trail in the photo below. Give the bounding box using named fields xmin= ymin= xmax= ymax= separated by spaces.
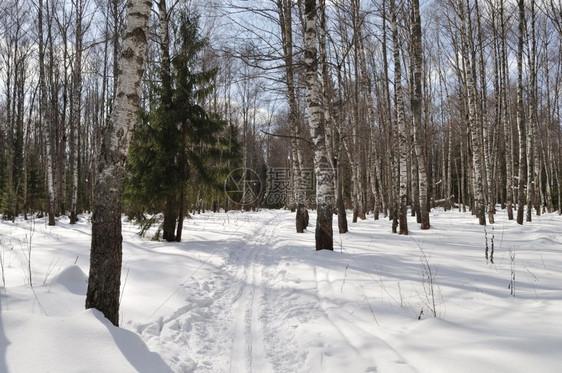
xmin=134 ymin=211 xmax=299 ymax=372
xmin=229 ymin=214 xmax=279 ymax=373
xmin=229 ymin=249 xmax=252 ymax=373
xmin=136 ymin=212 xmax=281 ymax=372
xmin=249 ymin=260 xmax=270 ymax=371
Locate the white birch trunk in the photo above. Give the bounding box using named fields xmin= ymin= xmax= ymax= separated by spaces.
xmin=526 ymin=0 xmax=539 ymax=220
xmin=304 ymin=0 xmax=334 ymax=250
xmin=412 ymin=0 xmax=430 ymax=229
xmin=516 ymin=0 xmax=527 ymax=225
xmin=86 ymin=0 xmax=152 ymax=326
xmin=38 ymin=0 xmax=56 ymax=226
xmin=500 ymin=0 xmax=514 ymax=220
xmin=390 ymin=0 xmax=408 ymax=234
xmin=474 ymin=0 xmax=495 ymax=224
xmin=70 ymin=0 xmax=83 ymax=224
xmin=458 ymin=0 xmax=485 ymax=225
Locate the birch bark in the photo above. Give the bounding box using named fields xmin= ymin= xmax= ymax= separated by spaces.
xmin=516 ymin=0 xmax=527 ymax=225
xmin=304 ymin=0 xmax=334 ymax=250
xmin=390 ymin=0 xmax=408 ymax=234
xmin=38 ymin=0 xmax=56 ymax=226
xmin=411 ymin=0 xmax=430 ymax=229
xmin=500 ymin=0 xmax=514 ymax=220
xmin=70 ymin=0 xmax=83 ymax=224
xmin=458 ymin=0 xmax=485 ymax=225
xmin=85 ymin=0 xmax=152 ymax=326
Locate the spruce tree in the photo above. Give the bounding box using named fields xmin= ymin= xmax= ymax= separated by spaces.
xmin=126 ymin=11 xmax=240 ymax=242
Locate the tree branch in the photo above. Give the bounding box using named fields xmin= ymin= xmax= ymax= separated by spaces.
xmin=260 ymin=130 xmax=313 ymax=146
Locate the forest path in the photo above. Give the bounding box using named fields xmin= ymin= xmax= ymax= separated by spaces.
xmin=134 ymin=209 xmax=415 ymax=373
xmin=227 ymin=213 xmax=281 ymax=373
xmin=135 ymin=211 xmax=291 ymax=372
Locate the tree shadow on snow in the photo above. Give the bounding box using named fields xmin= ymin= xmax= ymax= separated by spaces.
xmin=92 ymin=310 xmax=172 ymax=373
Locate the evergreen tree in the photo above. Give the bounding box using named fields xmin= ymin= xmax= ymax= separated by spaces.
xmin=126 ymin=11 xmax=240 ymax=242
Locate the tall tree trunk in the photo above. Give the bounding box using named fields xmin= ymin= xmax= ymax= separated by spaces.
xmin=319 ymin=0 xmax=341 ymax=232
xmin=158 ymin=0 xmax=179 ymax=242
xmin=70 ymin=0 xmax=84 ymax=224
xmin=304 ymin=0 xmax=334 ymax=250
xmin=526 ymin=0 xmax=538 ymax=221
xmin=516 ymin=0 xmax=527 ymax=225
xmin=331 ymin=20 xmax=351 ymax=231
xmin=86 ymin=0 xmax=152 ymax=326
xmin=458 ymin=0 xmax=485 ymax=225
xmin=542 ymin=26 xmax=554 ymax=212
xmin=380 ymin=0 xmax=391 ymax=219
xmin=38 ymin=0 xmax=56 ymax=226
xmin=278 ymin=0 xmax=307 ymax=232
xmin=355 ymin=0 xmax=383 ymax=222
xmin=58 ymin=14 xmax=69 ymax=218
xmin=350 ymin=0 xmax=366 ymax=222
xmin=499 ymin=0 xmax=514 ymax=220
xmin=3 ymin=35 xmax=15 ymax=221
xmin=474 ymin=0 xmax=495 ymax=224
xmin=411 ymin=0 xmax=430 ymax=229
xmin=390 ymin=0 xmax=408 ymax=234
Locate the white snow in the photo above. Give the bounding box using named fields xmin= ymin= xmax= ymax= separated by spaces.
xmin=0 ymin=208 xmax=561 ymax=372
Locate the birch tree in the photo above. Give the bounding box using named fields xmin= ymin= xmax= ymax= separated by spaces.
xmin=516 ymin=0 xmax=527 ymax=225
xmin=304 ymin=0 xmax=334 ymax=250
xmin=390 ymin=0 xmax=408 ymax=234
xmin=525 ymin=0 xmax=538 ymax=222
xmin=474 ymin=0 xmax=495 ymax=224
xmin=349 ymin=0 xmax=366 ymax=222
xmin=277 ymin=0 xmax=308 ymax=232
xmin=70 ymin=0 xmax=85 ymax=224
xmin=457 ymin=0 xmax=485 ymax=225
xmin=411 ymin=0 xmax=430 ymax=229
xmin=85 ymin=0 xmax=152 ymax=326
xmin=37 ymin=0 xmax=56 ymax=226
xmin=499 ymin=0 xmax=514 ymax=220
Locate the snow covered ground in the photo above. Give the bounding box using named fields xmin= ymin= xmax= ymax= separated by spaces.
xmin=0 ymin=208 xmax=561 ymax=372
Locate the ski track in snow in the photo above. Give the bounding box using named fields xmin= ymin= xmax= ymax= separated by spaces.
xmin=228 ymin=213 xmax=279 ymax=373
xmin=136 ymin=211 xmax=402 ymax=373
xmin=137 ymin=212 xmax=290 ymax=372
